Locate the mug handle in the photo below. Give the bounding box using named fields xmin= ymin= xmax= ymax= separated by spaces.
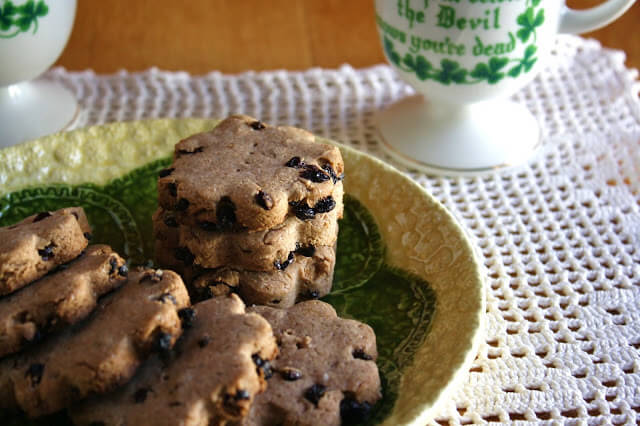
xmin=559 ymin=0 xmax=636 ymax=34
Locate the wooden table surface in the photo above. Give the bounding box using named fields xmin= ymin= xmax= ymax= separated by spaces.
xmin=56 ymin=0 xmax=639 ymax=74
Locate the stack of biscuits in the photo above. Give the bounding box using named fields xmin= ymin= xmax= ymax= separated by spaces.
xmin=153 ymin=115 xmax=345 ymax=307
xmin=1 ymin=117 xmax=382 ymax=425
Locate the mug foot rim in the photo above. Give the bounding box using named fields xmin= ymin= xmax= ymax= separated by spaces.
xmin=374 ymin=95 xmax=541 ymax=176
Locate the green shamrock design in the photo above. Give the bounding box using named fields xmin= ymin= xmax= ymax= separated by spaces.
xmin=402 ymin=53 xmax=432 ymax=80
xmin=0 ymin=0 xmax=48 ymax=38
xmin=15 ymin=0 xmax=48 ymax=32
xmin=379 ymin=0 xmax=542 ymax=87
xmin=0 ymin=1 xmax=17 ymax=31
xmin=434 ymin=59 xmax=467 ymax=85
xmin=516 ymin=6 xmax=545 ymax=43
xmin=383 ymin=36 xmax=401 ymax=67
xmin=470 ymin=57 xmax=509 ymax=84
xmin=508 ymin=45 xmax=538 ymax=77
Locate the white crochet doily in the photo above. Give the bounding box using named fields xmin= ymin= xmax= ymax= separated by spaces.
xmin=46 ymin=35 xmax=640 ymax=425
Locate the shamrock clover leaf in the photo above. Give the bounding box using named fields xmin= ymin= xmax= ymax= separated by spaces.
xmin=402 ymin=53 xmax=414 ymax=69
xmin=0 ymin=0 xmax=48 ymax=38
xmin=402 ymin=54 xmax=432 ymax=80
xmin=384 ymin=37 xmax=401 ymax=67
xmin=508 ymin=45 xmax=538 ymax=78
xmin=434 ymin=59 xmax=467 ymax=85
xmin=470 ymin=57 xmax=509 ymax=84
xmin=516 ymin=7 xmax=544 ymax=43
xmin=0 ymin=1 xmax=17 ymax=31
xmin=16 ymin=0 xmax=48 ymax=33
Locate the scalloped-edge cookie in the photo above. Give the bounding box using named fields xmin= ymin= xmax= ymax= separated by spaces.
xmin=0 ymin=245 xmax=128 ymax=358
xmin=157 ymin=115 xmax=344 ymax=231
xmin=0 ymin=207 xmax=92 ymax=296
xmin=69 ymin=294 xmax=278 ymax=426
xmin=153 ymin=182 xmax=341 ymax=272
xmin=0 ymin=268 xmax=190 ymax=417
xmin=176 ymin=244 xmax=336 ymax=309
xmin=243 ymin=300 xmax=381 ymax=425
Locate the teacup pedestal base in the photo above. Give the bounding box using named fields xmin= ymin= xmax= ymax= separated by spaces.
xmin=0 ymin=79 xmax=78 ymax=149
xmin=375 ymin=95 xmax=540 ymax=175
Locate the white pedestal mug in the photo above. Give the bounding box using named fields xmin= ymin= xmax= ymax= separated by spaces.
xmin=374 ymin=0 xmax=636 ymax=173
xmin=0 ymin=0 xmax=77 ymax=148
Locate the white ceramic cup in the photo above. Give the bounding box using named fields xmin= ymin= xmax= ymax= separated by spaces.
xmin=374 ymin=0 xmax=636 ymax=173
xmin=0 ymin=0 xmax=77 ymax=148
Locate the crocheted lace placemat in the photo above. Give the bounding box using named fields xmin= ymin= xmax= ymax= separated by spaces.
xmin=46 ymin=34 xmax=640 ymax=425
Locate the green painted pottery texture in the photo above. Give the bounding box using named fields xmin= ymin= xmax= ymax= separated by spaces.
xmin=337 ymin=139 xmax=484 ymax=425
xmin=0 ymin=119 xmax=483 ymax=425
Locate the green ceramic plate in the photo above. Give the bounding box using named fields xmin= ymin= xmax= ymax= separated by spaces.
xmin=0 ymin=119 xmax=484 ymax=425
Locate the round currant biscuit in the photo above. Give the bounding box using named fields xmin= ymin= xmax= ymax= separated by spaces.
xmin=157 ymin=115 xmax=344 ymax=231
xmin=244 ymin=301 xmax=382 ymax=426
xmin=0 ymin=268 xmax=190 ymax=417
xmin=70 ymin=295 xmax=278 ymax=426
xmin=0 ymin=245 xmax=128 ymax=358
xmin=188 ymin=244 xmax=336 ymax=308
xmin=0 ymin=207 xmax=92 ymax=296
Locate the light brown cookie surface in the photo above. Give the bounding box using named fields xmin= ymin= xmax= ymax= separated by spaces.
xmin=157 ymin=115 xmax=344 ymax=231
xmin=0 ymin=268 xmax=190 ymax=417
xmin=181 ymin=182 xmax=341 ymax=272
xmin=188 ymin=245 xmax=337 ymax=308
xmin=244 ymin=301 xmax=381 ymax=426
xmin=153 ymin=182 xmax=341 ymax=273
xmin=0 ymin=207 xmax=92 ymax=296
xmin=70 ymin=295 xmax=278 ymax=426
xmin=154 ymin=238 xmax=186 ymax=275
xmin=152 ymin=208 xmax=180 ymax=249
xmin=0 ymin=245 xmax=127 ymax=358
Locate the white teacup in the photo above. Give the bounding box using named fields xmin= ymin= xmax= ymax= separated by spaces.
xmin=374 ymin=0 xmax=636 ymax=173
xmin=0 ymin=0 xmax=77 ymax=148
